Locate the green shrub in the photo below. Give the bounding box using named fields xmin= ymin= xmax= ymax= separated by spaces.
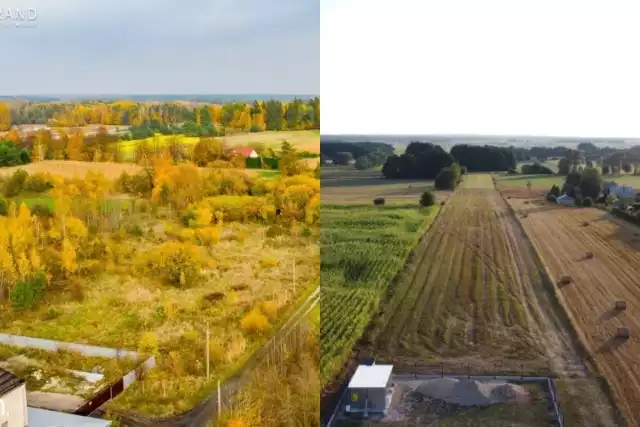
xmin=435 ymin=167 xmax=456 ymax=190
xmin=11 ymin=272 xmax=47 ymax=310
xmin=419 ymin=191 xmax=436 ymax=207
xmin=30 ymin=203 xmax=53 ymax=217
xmin=582 ymin=197 xmax=593 ymax=207
xmin=24 ymin=173 xmax=53 ymax=193
xmin=0 ymin=198 xmax=7 ymax=216
xmin=4 ymin=169 xmax=28 ymax=197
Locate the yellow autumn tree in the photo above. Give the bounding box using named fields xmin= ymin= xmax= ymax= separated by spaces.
xmin=0 ymin=103 xmax=10 ymax=132
xmin=66 ymin=130 xmax=85 ymax=161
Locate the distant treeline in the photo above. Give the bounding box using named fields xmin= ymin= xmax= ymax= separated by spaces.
xmin=382 ymin=142 xmax=516 ymax=179
xmin=0 ymin=98 xmax=320 ymax=133
xmin=320 ymin=141 xmax=395 ymax=169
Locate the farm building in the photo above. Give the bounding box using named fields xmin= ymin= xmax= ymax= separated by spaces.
xmin=229 ymin=147 xmax=259 ymax=159
xmin=604 ymin=181 xmax=635 ymax=198
xmin=345 ymin=364 xmax=394 ymax=416
xmin=556 ymin=194 xmax=575 ymax=206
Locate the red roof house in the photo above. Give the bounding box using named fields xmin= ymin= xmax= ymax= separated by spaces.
xmin=229 ymin=147 xmax=259 ymax=158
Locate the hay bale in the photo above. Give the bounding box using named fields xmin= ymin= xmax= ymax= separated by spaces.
xmin=616 ymin=327 xmax=630 ymax=339
xmin=615 ymin=301 xmax=627 ymax=311
xmin=585 ymin=252 xmax=593 ymax=259
xmin=373 ymin=197 xmax=385 ymax=206
xmin=559 ymin=276 xmax=572 ymax=285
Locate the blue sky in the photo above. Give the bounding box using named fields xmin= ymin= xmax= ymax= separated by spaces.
xmin=1 ymin=0 xmax=319 ymax=95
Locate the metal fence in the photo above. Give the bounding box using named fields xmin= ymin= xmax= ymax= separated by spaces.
xmin=323 ymin=360 xmax=576 ymax=427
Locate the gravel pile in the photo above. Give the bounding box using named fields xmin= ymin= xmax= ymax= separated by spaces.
xmin=414 ymin=378 xmax=528 ymax=406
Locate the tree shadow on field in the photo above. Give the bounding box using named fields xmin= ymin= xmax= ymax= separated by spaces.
xmin=602 ymin=213 xmax=640 ymax=254
xmin=596 ymin=336 xmax=629 ymax=354
xmin=597 ymin=308 xmax=624 ymax=324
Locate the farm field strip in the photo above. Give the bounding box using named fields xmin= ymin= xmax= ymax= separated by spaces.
xmin=320 ymin=205 xmax=440 ymax=384
xmin=369 ymin=189 xmax=558 ymax=369
xmin=114 ymin=130 xmax=320 ymax=156
xmin=513 ymin=199 xmax=640 ymax=426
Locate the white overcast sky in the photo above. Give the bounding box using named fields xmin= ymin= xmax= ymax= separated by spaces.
xmin=0 ymin=0 xmax=319 ymax=95
xmin=321 ymin=0 xmax=640 ymax=137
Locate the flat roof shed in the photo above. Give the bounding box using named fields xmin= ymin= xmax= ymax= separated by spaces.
xmin=348 ymin=364 xmax=393 ymax=389
xmin=28 ymin=407 xmax=112 ymax=427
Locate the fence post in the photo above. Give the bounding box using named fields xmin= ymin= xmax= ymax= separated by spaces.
xmin=440 ymin=362 xmax=444 ymax=378
xmin=467 ymin=364 xmax=470 ymax=379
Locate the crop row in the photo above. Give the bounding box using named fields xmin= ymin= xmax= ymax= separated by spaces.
xmin=320 ymin=204 xmax=439 ymax=384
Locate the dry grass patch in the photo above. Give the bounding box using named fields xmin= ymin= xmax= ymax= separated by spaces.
xmin=0 ymin=220 xmax=318 ymax=416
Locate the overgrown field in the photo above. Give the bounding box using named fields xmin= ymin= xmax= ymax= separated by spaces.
xmin=0 ymin=343 xmax=138 ymax=400
xmin=512 ymin=197 xmax=640 ymax=426
xmin=0 ymin=161 xmax=320 ymax=417
xmin=321 ymin=166 xmax=441 ymax=205
xmin=320 ymin=204 xmax=439 ymax=384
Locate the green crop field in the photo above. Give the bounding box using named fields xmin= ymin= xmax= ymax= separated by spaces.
xmin=495 ymin=174 xmax=565 ymax=189
xmin=320 ymin=204 xmax=439 ymax=384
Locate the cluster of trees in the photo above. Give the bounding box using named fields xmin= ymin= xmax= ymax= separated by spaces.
xmin=449 ymin=145 xmax=516 ymax=172
xmin=547 ymin=166 xmax=603 ymax=206
xmin=1 ymin=126 xmax=314 ymax=176
xmin=435 ymin=163 xmax=464 ymax=190
xmin=320 ymin=141 xmax=395 ymax=169
xmin=0 ymin=140 xmax=31 ymax=166
xmin=2 ymin=127 xmax=119 ymax=162
xmin=0 ymin=157 xmax=319 ymax=309
xmin=1 ymin=98 xmax=320 ymax=132
xmin=381 ymin=142 xmax=510 ymax=179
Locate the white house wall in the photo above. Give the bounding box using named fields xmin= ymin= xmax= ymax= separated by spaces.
xmin=0 ymin=383 xmax=28 ymax=427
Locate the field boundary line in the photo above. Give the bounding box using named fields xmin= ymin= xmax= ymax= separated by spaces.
xmin=501 ymin=192 xmax=629 ymax=427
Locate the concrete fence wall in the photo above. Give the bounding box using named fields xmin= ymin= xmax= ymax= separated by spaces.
xmin=0 ymin=333 xmax=155 ymax=417
xmin=0 ymin=333 xmax=139 ymax=360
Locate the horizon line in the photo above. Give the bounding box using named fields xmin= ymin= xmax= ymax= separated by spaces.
xmin=321 ymin=132 xmax=640 ymax=140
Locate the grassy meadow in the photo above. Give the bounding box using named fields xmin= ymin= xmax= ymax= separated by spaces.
xmin=321 ymin=166 xmax=441 ymax=205
xmin=496 ymin=172 xmax=640 ymax=190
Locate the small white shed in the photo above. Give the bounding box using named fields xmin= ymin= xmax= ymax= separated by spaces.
xmin=345 ymin=364 xmax=393 ymax=415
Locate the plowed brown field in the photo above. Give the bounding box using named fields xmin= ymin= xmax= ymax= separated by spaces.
xmin=512 ymin=198 xmax=640 ymax=426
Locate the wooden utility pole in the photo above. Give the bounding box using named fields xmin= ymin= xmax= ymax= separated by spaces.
xmin=206 ymin=322 xmax=210 ymax=379
xmin=217 ymin=379 xmax=222 ymax=418
xmin=293 ymin=256 xmax=296 ymax=294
